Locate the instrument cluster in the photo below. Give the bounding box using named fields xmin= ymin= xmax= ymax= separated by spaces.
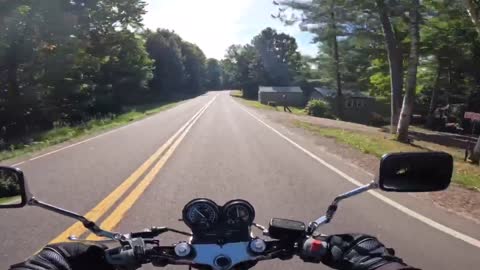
xmin=182 ymin=198 xmax=255 ymax=243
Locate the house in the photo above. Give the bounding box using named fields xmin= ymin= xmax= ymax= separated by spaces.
xmin=310 ymin=87 xmax=376 ymax=124
xmin=258 ymin=86 xmax=305 ymax=107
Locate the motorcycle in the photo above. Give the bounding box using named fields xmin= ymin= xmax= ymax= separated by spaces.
xmin=0 ymin=152 xmax=453 ymax=270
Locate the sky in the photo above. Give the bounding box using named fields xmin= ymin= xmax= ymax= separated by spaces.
xmin=142 ymin=0 xmax=318 ymax=59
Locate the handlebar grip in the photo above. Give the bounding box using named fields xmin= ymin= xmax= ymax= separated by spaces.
xmin=300 ymin=238 xmax=328 ymax=263
xmin=105 ymin=247 xmax=141 ymax=268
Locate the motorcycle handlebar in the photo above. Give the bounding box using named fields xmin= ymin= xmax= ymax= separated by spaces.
xmin=105 ymin=237 xmax=329 ymax=269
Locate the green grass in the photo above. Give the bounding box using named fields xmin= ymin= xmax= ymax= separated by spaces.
xmin=230 ymin=90 xmax=243 ymax=98
xmin=0 ymin=101 xmax=181 ymax=162
xmin=0 ymin=195 xmax=21 ymax=205
xmin=230 ymin=90 xmax=306 ymax=115
xmin=294 ymin=120 xmax=480 ymax=190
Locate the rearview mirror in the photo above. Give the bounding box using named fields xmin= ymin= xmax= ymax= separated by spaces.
xmin=0 ymin=166 xmax=28 ymax=208
xmin=378 ymin=152 xmax=452 ymax=192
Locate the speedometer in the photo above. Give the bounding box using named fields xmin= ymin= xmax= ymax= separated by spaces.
xmin=182 ymin=199 xmax=219 ymax=230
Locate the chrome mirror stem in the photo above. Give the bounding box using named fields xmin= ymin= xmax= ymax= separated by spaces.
xmin=28 ymin=197 xmax=121 ymax=240
xmin=308 ymin=182 xmax=377 ymax=233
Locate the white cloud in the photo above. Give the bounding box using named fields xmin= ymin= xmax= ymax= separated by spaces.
xmin=143 ymin=0 xmax=317 ymax=59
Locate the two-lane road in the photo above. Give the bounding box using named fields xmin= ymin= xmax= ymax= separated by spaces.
xmin=1 ymin=91 xmax=479 ymax=269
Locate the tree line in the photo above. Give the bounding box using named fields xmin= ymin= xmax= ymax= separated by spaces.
xmin=219 ymin=0 xmax=480 ymax=162
xmin=273 ymin=1 xmax=478 ymax=131
xmin=220 ymin=27 xmax=310 ymax=99
xmin=2 ymin=0 xmax=480 ymax=161
xmin=0 ymin=0 xmax=222 ymax=148
xmin=270 ymin=0 xmax=480 ymax=162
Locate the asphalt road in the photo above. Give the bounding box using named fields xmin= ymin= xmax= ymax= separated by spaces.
xmin=1 ymin=91 xmax=479 ymax=270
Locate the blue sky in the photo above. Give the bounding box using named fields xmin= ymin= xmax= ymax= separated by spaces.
xmin=143 ymin=0 xmax=318 ymax=59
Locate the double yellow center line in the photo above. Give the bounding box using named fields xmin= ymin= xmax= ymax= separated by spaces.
xmin=50 ymin=95 xmax=217 ymax=243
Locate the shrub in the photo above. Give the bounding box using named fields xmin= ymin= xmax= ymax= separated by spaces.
xmin=305 ymin=99 xmax=331 ymax=117
xmin=0 ymin=173 xmax=20 ymax=197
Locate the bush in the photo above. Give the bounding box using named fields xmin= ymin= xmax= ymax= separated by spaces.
xmin=305 ymin=99 xmax=331 ymax=117
xmin=0 ymin=173 xmax=20 ymax=197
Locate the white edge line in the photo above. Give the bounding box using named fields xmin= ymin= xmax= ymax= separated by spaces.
xmin=29 ymin=127 xmax=126 ymax=162
xmin=9 ymin=121 xmax=133 ymax=167
xmin=12 ymin=161 xmax=25 ymax=166
xmin=239 ymin=105 xmax=480 ymax=248
xmin=9 ymin=97 xmax=205 ymax=167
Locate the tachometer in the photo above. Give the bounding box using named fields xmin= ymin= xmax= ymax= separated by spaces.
xmin=224 ymin=200 xmax=255 ymax=226
xmin=183 ymin=199 xmax=219 ymax=230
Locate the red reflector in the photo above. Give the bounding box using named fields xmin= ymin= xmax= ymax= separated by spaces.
xmin=311 ymin=240 xmax=323 ymax=252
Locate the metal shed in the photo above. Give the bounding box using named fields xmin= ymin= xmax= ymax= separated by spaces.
xmin=258 ymin=86 xmax=305 ymax=107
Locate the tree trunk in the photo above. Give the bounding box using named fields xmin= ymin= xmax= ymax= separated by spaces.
xmin=463 ymin=0 xmax=480 ymax=35
xmin=333 ymin=34 xmax=343 ymax=119
xmin=396 ymin=0 xmax=420 ymax=142
xmin=330 ymin=8 xmax=343 ymax=119
xmin=471 ymin=136 xmax=480 ymax=164
xmin=375 ymin=0 xmax=403 ymax=133
xmin=426 ymin=59 xmax=442 ymax=128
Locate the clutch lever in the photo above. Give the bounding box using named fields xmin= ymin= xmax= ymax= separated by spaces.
xmin=130 ymin=227 xmax=192 ymax=238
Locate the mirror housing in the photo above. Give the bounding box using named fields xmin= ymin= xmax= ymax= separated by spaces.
xmin=378 ymin=152 xmax=452 ymax=192
xmin=0 ymin=166 xmax=119 ymax=239
xmin=0 ymin=166 xmax=30 ymax=208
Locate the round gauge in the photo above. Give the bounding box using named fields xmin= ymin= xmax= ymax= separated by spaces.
xmin=182 ymin=199 xmax=219 ymax=230
xmin=224 ymin=200 xmax=255 ymax=226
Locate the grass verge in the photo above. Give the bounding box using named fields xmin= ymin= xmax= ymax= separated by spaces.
xmin=230 ymin=90 xmax=306 ymax=115
xmin=294 ymin=120 xmax=480 ymax=190
xmin=0 ymin=195 xmax=21 ymax=205
xmin=0 ymin=101 xmax=181 ymax=162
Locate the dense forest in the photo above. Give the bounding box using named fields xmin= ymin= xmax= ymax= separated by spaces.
xmin=0 ymin=0 xmax=221 ymax=147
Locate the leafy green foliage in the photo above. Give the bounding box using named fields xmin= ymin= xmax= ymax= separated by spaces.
xmin=222 ymin=28 xmax=303 ymax=99
xmin=0 ymin=1 xmax=208 ymax=149
xmin=144 ymin=29 xmax=207 ymax=97
xmin=276 ymin=0 xmax=480 ymax=134
xmin=0 ymin=171 xmax=20 ymax=198
xmin=181 ymin=42 xmax=207 ymax=93
xmin=276 ymin=0 xmax=385 ymax=92
xmin=252 ymin=28 xmax=302 ymax=85
xmin=205 ymin=59 xmax=223 ymax=90
xmin=145 ymin=29 xmax=185 ymax=96
xmin=305 ymin=99 xmax=332 ymax=117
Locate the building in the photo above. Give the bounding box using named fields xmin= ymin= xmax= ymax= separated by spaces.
xmin=310 ymin=87 xmax=376 ymax=124
xmin=258 ymin=86 xmax=305 ymax=107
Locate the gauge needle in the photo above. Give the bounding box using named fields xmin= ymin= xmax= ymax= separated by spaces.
xmin=236 ymin=207 xmax=240 ymax=217
xmin=194 ymin=208 xmax=206 ymax=218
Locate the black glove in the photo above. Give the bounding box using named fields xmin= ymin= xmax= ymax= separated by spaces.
xmin=321 ymin=234 xmax=414 ymax=270
xmin=9 ymin=242 xmax=114 ymax=270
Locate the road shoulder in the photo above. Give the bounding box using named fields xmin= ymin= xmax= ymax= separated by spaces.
xmin=233 ymin=97 xmax=480 ymax=242
xmin=0 ymin=99 xmax=188 ymax=167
